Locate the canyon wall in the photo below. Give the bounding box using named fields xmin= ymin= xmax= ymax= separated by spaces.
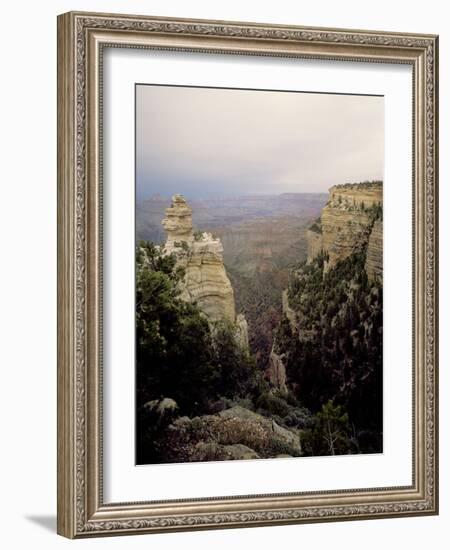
xmin=306 ymin=182 xmax=383 ymax=274
xmin=365 ymin=218 xmax=383 ymax=282
xmin=328 ymin=183 xmax=383 ymax=207
xmin=268 ymin=182 xmax=383 ymax=392
xmin=306 ymin=227 xmax=323 ymax=263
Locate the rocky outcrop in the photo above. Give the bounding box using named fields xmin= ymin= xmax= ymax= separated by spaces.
xmin=306 ymin=182 xmax=382 ymax=272
xmin=180 ymin=234 xmax=236 ymax=323
xmin=161 ymin=194 xmax=194 ymax=253
xmin=164 ymin=406 xmax=301 ymax=461
xmin=329 ymin=182 xmax=382 ymax=207
xmin=306 ymin=227 xmax=323 ymax=263
xmin=267 ymin=289 xmax=295 ymax=391
xmin=269 ymin=182 xmax=383 ymax=393
xmin=322 ymin=207 xmax=373 ymax=272
xmin=365 ymin=218 xmax=383 ymax=282
xmin=161 ymin=195 xmax=248 ymax=348
xmin=268 ymin=350 xmax=287 ymax=393
xmin=218 ymin=406 xmax=301 ymax=454
xmin=235 ymin=314 xmax=249 ymax=351
xmin=143 ymin=398 xmax=179 ymax=427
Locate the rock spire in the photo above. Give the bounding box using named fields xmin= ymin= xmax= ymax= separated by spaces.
xmin=161 ymin=195 xmax=249 ymax=348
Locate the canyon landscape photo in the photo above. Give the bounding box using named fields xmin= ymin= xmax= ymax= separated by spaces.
xmin=135 ymin=84 xmax=384 ymax=465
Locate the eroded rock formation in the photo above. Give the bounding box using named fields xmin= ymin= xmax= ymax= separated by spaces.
xmin=267 ymin=290 xmax=295 ymax=392
xmin=306 ymin=182 xmax=383 ymax=274
xmin=161 ymin=195 xmax=248 ymax=349
xmin=268 ymin=182 xmax=383 ymax=392
xmin=161 ymin=194 xmax=194 ymax=253
xmin=268 ymin=349 xmax=288 ymax=393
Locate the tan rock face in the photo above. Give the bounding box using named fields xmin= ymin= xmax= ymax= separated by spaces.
xmin=306 ymin=228 xmax=323 ymax=263
xmin=218 ymin=406 xmax=301 ymax=454
xmin=179 ymin=234 xmax=236 ymax=323
xmin=322 ymin=207 xmax=373 ymax=271
xmin=365 ymin=219 xmax=383 ymax=282
xmin=306 ymin=182 xmax=382 ymax=272
xmin=328 ymin=183 xmax=382 ymax=207
xmin=267 ymin=290 xmax=296 ymax=391
xmin=161 ymin=195 xmax=245 ymax=330
xmin=269 ymin=182 xmax=383 ymax=394
xmin=235 ymin=314 xmax=249 ymax=351
xmin=161 ymin=194 xmax=194 ymax=253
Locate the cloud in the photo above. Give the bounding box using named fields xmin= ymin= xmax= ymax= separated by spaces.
xmin=136 ymin=85 xmax=384 ymax=199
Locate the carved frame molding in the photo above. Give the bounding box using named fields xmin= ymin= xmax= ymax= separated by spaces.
xmin=57 ymin=11 xmax=438 ymax=538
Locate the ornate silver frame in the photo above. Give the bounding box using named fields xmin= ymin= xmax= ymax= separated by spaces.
xmin=57 ymin=11 xmax=439 ymax=538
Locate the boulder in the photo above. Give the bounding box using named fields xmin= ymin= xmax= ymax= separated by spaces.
xmin=305 ymin=182 xmax=382 ymax=271
xmin=164 ymin=406 xmax=302 ymax=461
xmin=223 ymin=444 xmax=260 ymax=460
xmin=191 ymin=441 xmax=260 ymax=461
xmin=218 ymin=406 xmax=301 ymax=454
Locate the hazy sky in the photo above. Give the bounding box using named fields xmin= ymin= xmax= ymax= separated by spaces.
xmin=136 ymin=84 xmax=384 ymax=200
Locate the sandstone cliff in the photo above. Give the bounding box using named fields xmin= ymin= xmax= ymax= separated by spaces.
xmin=365 ymin=218 xmax=383 ymax=282
xmin=161 ymin=195 xmax=248 ymax=348
xmin=268 ymin=181 xmax=383 ymax=392
xmin=329 ymin=182 xmax=382 ymax=207
xmin=306 ymin=223 xmax=323 ymax=264
xmin=306 ymin=182 xmax=382 ymax=274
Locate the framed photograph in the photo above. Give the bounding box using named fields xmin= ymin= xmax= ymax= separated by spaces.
xmin=57 ymin=11 xmax=439 ymax=538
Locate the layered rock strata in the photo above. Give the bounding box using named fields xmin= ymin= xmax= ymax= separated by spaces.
xmin=365 ymin=218 xmax=383 ymax=282
xmin=306 ymin=227 xmax=323 ymax=263
xmin=161 ymin=195 xmax=248 ymax=349
xmin=329 ymin=182 xmax=383 ymax=207
xmin=268 ymin=182 xmax=383 ymax=391
xmin=306 ymin=182 xmax=383 ymax=274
